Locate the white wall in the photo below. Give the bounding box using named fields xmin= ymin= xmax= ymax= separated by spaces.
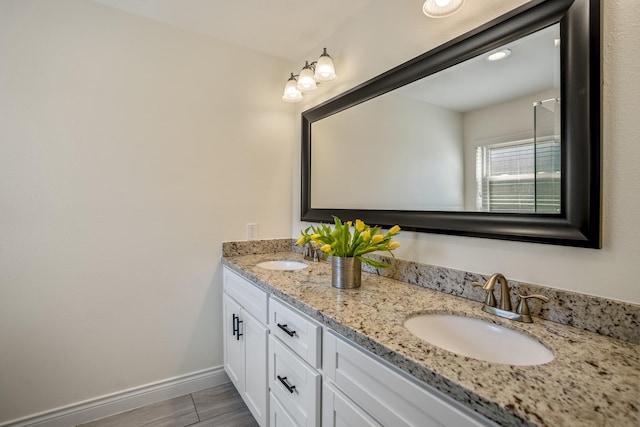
xmin=292 ymin=0 xmax=640 ymax=305
xmin=312 ymin=93 xmax=463 ymax=210
xmin=0 ymin=0 xmax=293 ymax=422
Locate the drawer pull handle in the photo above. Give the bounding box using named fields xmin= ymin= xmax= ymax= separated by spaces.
xmin=277 ymin=323 xmax=296 ymax=337
xmin=236 ymin=318 xmax=243 ymax=340
xmin=277 ymin=375 xmax=296 ymax=393
xmin=232 ymin=314 xmax=238 ymax=337
xmin=232 ymin=314 xmax=243 ymax=340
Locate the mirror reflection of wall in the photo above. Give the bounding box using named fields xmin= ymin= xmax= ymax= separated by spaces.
xmin=311 ymin=93 xmax=464 ymax=210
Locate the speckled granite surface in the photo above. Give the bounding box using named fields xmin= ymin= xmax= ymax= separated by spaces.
xmin=222 ymin=251 xmax=640 ymax=427
xmin=221 ymin=238 xmax=294 ymax=257
xmin=362 ymin=253 xmax=640 ymax=344
xmin=223 ymin=241 xmax=640 ymax=344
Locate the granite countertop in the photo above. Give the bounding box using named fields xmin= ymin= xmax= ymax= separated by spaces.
xmin=222 ymin=251 xmax=640 ymax=427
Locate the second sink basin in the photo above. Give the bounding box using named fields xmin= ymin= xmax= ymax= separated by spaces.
xmin=404 ymin=314 xmax=554 ymax=366
xmin=256 ymin=260 xmax=309 ymax=271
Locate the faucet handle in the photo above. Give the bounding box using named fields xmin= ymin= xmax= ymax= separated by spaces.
xmin=472 ymin=282 xmax=497 ymax=307
xmin=302 ymin=242 xmax=312 ymax=260
xmin=303 ymin=242 xmax=323 ymax=262
xmin=516 ymin=293 xmax=549 ymax=317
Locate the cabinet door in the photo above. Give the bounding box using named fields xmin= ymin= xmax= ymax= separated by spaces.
xmin=322 ymin=381 xmax=381 ymax=427
xmin=223 ymin=294 xmax=244 ymax=394
xmin=271 ymin=393 xmax=299 ymax=427
xmin=244 ymin=309 xmax=269 ymax=427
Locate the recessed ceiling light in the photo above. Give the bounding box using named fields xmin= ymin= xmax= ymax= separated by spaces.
xmin=423 ymin=0 xmax=465 ymax=18
xmin=487 ymin=49 xmax=512 ymax=61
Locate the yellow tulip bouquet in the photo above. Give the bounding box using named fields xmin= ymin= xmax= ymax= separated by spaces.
xmin=296 ymin=217 xmax=401 ymax=268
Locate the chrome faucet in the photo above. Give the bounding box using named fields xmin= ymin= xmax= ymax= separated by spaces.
xmin=303 ymin=242 xmax=323 ymax=262
xmin=472 ymin=273 xmax=548 ymax=323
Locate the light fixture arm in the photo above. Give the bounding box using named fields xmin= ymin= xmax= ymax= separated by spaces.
xmin=303 ymin=60 xmax=319 ymax=71
xmin=300 ymin=60 xmax=317 ymax=75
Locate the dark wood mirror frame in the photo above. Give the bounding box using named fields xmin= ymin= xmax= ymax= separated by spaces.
xmin=301 ymin=0 xmax=601 ymax=248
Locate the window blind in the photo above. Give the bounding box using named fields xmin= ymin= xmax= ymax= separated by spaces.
xmin=476 ymin=137 xmax=561 ymax=213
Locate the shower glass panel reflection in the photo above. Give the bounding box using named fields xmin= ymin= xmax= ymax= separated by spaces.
xmin=476 ymin=98 xmax=561 ymax=213
xmin=533 ymin=98 xmax=561 ymax=213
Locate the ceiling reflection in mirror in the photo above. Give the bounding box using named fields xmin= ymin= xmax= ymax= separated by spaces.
xmin=311 ymin=24 xmax=560 ymax=213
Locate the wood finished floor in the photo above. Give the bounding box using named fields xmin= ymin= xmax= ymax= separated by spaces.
xmin=77 ymin=382 xmax=258 ymax=427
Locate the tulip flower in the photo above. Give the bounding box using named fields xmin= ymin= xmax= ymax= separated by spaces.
xmin=295 ymin=217 xmax=401 ymax=268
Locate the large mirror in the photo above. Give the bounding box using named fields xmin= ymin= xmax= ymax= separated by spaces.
xmin=301 ymin=0 xmax=601 ymax=248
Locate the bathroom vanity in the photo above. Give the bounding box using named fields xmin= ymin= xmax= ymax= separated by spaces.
xmin=221 ymin=242 xmax=639 ymax=426
xmin=223 ymin=267 xmax=491 ymax=427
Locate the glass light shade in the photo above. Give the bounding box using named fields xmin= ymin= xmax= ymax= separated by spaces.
xmin=314 ymin=49 xmax=337 ymax=82
xmin=423 ymin=0 xmax=464 ymax=18
xmin=282 ymin=75 xmax=303 ymax=102
xmin=296 ymin=62 xmax=317 ymax=92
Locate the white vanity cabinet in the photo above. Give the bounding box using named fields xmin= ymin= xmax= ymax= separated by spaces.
xmin=222 ymin=265 xmax=495 ymax=427
xmin=268 ymin=297 xmax=322 ymax=427
xmin=322 ymin=330 xmax=495 ymax=427
xmin=222 ymin=268 xmax=269 ymax=427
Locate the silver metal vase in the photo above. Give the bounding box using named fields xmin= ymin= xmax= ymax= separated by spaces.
xmin=331 ymin=257 xmax=361 ymax=289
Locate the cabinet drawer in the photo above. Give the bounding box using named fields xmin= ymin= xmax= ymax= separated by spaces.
xmin=269 ymin=298 xmax=321 ymax=368
xmin=269 ymin=336 xmax=321 ymax=427
xmin=323 ymin=331 xmax=495 ymax=427
xmin=223 ymin=267 xmax=268 ymax=324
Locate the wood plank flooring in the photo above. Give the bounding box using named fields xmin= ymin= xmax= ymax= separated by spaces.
xmin=77 ymin=382 xmax=258 ymax=427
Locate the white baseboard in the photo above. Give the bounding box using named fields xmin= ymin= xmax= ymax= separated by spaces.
xmin=1 ymin=366 xmax=229 ymax=427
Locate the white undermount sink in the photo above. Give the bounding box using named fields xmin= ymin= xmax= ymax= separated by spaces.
xmin=256 ymin=260 xmax=309 ymax=271
xmin=404 ymin=314 xmax=554 ymax=366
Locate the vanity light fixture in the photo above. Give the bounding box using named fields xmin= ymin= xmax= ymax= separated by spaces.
xmin=282 ymin=48 xmax=337 ymax=103
xmin=487 ymin=49 xmax=512 ymax=61
xmin=282 ymin=73 xmax=304 ymax=102
xmin=423 ymin=0 xmax=465 ymax=18
xmin=297 ymin=61 xmax=318 ymax=92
